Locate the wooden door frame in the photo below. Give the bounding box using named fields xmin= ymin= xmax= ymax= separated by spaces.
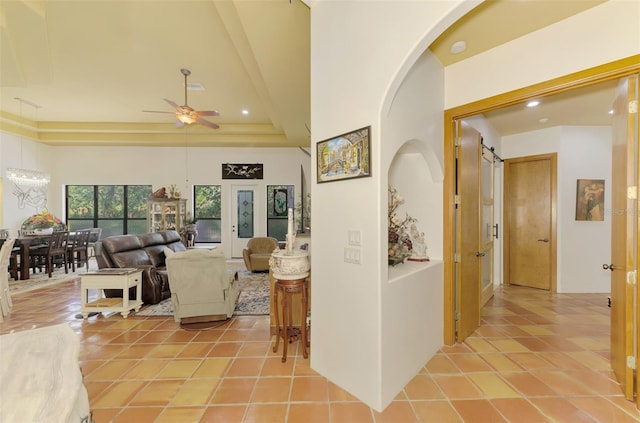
xmin=503 ymin=153 xmax=558 ymax=292
xmin=443 ymin=55 xmax=640 ymax=346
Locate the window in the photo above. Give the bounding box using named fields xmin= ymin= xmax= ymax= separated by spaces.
xmin=267 ymin=185 xmax=294 ymax=241
xmin=66 ymin=185 xmax=152 ymax=237
xmin=193 ymin=185 xmax=222 ymax=243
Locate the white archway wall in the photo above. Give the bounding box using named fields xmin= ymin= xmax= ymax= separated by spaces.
xmin=309 ymin=1 xmax=472 ymax=411
xmin=379 ymin=48 xmax=446 ymax=406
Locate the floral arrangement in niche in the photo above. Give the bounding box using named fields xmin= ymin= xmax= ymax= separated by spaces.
xmin=388 ymin=186 xmax=416 ymax=265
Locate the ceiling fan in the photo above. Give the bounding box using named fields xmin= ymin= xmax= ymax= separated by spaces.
xmin=143 ymin=68 xmax=220 ymax=129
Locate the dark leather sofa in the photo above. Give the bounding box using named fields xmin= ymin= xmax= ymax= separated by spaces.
xmin=94 ymin=230 xmax=187 ymax=305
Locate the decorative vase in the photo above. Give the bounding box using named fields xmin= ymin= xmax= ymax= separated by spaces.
xmin=269 ymin=249 xmax=310 ymax=280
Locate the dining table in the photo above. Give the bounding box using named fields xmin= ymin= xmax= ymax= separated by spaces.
xmin=12 ymin=232 xmax=85 ymax=280
xmin=13 ymin=235 xmax=51 ymax=281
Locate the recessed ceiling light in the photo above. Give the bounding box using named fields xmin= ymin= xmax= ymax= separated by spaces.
xmin=450 ymin=41 xmax=467 ymax=54
xmin=526 ymin=101 xmax=540 ymax=108
xmin=608 ymin=109 xmax=614 ymax=115
xmin=539 ymin=118 xmax=549 ymax=123
xmin=241 ymin=109 xmax=249 ymax=115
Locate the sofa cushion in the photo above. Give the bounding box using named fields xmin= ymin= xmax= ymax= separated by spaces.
xmin=138 ymin=232 xmax=168 ymax=266
xmin=111 ymin=249 xmax=152 ymax=268
xmin=101 ymin=234 xmax=142 ymax=254
xmin=138 ymin=232 xmax=166 ymax=248
xmin=146 ymin=245 xmax=167 ymax=267
xmin=161 ymin=230 xmax=187 ymax=254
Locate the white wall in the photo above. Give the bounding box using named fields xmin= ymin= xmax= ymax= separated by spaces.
xmin=501 ymin=126 xmax=612 ymax=293
xmin=309 ymin=0 xmax=475 ymax=410
xmin=1 ymin=138 xmax=311 ymax=255
xmin=1 ymin=132 xmax=53 ymax=232
xmin=381 ymin=50 xmax=445 ymax=404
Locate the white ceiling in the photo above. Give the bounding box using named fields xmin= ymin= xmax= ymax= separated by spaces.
xmin=0 ymin=0 xmax=614 ymax=147
xmin=1 ymin=0 xmax=310 ymax=147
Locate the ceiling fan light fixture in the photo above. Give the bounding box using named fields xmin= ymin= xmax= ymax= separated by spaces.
xmin=177 ymin=114 xmax=196 ymax=124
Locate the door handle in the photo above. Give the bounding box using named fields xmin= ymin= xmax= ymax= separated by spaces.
xmin=232 ymin=225 xmax=236 ymax=233
xmin=537 ymin=238 xmax=549 ymax=243
xmin=603 ymin=264 xmax=616 ymax=271
xmin=475 ymin=252 xmax=485 ymax=257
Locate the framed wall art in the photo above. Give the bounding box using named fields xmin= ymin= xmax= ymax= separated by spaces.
xmin=316 ymin=126 xmax=371 ymax=183
xmin=222 ymin=163 xmax=263 ymax=179
xmin=575 ymin=179 xmax=605 ymax=221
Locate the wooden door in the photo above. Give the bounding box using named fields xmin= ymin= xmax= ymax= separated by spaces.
xmin=609 ymin=75 xmax=638 ymax=401
xmin=504 ymin=154 xmax=556 ymax=291
xmin=456 ymin=121 xmax=481 ymax=340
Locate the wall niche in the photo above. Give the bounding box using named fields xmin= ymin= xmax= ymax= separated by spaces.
xmin=387 ymin=139 xmax=443 ymax=281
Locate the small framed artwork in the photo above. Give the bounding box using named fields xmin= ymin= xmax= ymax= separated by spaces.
xmin=575 ymin=179 xmax=605 ymax=221
xmin=316 ymin=126 xmax=371 ymax=183
xmin=222 ymin=163 xmax=263 ymax=179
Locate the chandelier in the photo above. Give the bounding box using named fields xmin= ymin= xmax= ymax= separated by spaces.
xmin=6 ymin=168 xmax=50 ymax=187
xmin=5 ymin=98 xmax=50 ymax=188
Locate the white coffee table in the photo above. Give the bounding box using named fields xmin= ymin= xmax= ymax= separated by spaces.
xmin=80 ymin=268 xmax=143 ymax=318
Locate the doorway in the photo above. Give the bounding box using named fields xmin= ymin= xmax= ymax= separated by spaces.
xmin=443 ymin=57 xmax=640 ymax=346
xmin=444 ymin=58 xmax=640 ymax=405
xmin=503 ymin=153 xmax=557 ymax=291
xmin=230 ymin=185 xmax=258 ymax=258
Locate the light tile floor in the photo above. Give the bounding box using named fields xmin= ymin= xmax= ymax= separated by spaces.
xmin=2 ymin=279 xmax=639 ymax=422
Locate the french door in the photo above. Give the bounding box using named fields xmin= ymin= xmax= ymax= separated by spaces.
xmin=456 ymin=121 xmax=481 ymax=341
xmin=609 ymin=74 xmax=638 ymax=402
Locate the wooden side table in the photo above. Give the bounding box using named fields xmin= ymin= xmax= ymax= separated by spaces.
xmin=80 ymin=268 xmax=143 ymax=318
xmin=272 ymin=277 xmax=309 ymax=363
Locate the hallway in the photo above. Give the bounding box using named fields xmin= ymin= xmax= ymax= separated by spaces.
xmin=0 ymin=281 xmax=637 ymax=422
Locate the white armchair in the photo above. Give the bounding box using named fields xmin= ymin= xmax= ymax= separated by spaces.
xmin=166 ymin=248 xmax=240 ymax=323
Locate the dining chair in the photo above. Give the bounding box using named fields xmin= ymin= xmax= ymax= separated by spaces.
xmin=87 ymin=228 xmax=102 ymax=259
xmin=0 ymin=238 xmax=16 ymax=319
xmin=30 ymin=231 xmax=69 ymax=278
xmin=67 ymin=229 xmax=91 ymax=272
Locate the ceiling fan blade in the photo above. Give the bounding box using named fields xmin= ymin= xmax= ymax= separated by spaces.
xmin=163 ymin=98 xmax=181 ymax=110
xmin=197 ymin=110 xmax=220 ymax=116
xmin=195 ymin=115 xmax=219 ymax=129
xmin=142 ymin=110 xmax=174 ymax=114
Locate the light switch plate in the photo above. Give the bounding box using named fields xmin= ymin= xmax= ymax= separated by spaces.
xmin=348 ymin=230 xmax=361 ymax=246
xmin=344 ymin=247 xmax=361 ymax=264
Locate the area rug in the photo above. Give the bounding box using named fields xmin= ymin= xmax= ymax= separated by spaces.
xmin=9 ymin=260 xmax=99 ymax=295
xmin=134 ymin=270 xmax=270 ymax=317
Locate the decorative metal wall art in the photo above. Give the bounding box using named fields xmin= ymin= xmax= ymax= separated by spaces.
xmin=222 ymin=163 xmax=264 ymax=179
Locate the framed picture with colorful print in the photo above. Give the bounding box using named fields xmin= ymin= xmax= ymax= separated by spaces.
xmin=316 ymin=126 xmax=371 ymax=183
